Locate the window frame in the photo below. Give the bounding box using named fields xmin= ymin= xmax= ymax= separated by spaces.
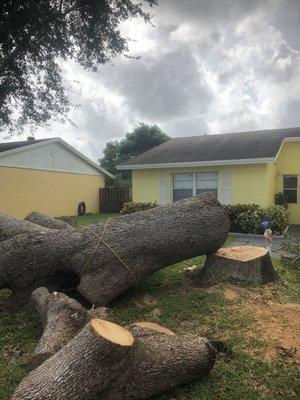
xmin=172 ymin=171 xmax=218 ymax=202
xmin=283 ymin=174 xmax=298 ymax=204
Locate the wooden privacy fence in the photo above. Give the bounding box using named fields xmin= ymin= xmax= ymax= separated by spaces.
xmin=99 ymin=187 xmax=132 ymax=213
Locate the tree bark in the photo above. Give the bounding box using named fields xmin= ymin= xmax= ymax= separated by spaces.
xmin=30 ymin=287 xmax=113 ymax=367
xmin=12 ymin=319 xmax=134 ymax=400
xmin=102 ymin=323 xmax=216 ymax=400
xmin=189 ymin=246 xmax=279 ymax=287
xmin=0 ymin=212 xmax=51 ymax=242
xmin=0 ymin=193 xmax=230 ymax=305
xmin=25 ymin=211 xmax=74 ymax=230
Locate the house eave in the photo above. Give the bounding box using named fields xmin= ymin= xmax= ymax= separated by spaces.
xmin=117 ymin=157 xmax=276 ymax=170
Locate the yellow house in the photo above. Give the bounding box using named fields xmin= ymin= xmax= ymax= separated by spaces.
xmin=0 ymin=137 xmax=113 ymax=218
xmin=117 ymin=128 xmax=300 ymax=224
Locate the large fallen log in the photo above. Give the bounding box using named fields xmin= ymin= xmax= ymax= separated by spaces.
xmin=25 ymin=211 xmax=74 ymax=230
xmin=0 ymin=193 xmax=230 ymax=305
xmin=102 ymin=322 xmax=216 ymax=400
xmin=189 ymin=246 xmax=279 ymax=287
xmin=12 ymin=319 xmax=135 ymax=400
xmin=30 ymin=287 xmax=113 ymax=367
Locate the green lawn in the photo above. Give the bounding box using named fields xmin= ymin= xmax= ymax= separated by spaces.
xmin=60 ymin=212 xmax=120 ymax=226
xmin=0 ymin=214 xmax=299 ymax=399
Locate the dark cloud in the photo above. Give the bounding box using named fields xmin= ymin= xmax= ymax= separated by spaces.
xmin=100 ymin=48 xmax=212 ymax=122
xmin=15 ymin=0 xmax=300 ymax=159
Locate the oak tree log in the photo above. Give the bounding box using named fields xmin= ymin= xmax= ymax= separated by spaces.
xmin=30 ymin=287 xmax=113 ymax=367
xmin=25 ymin=211 xmax=73 ymax=230
xmin=102 ymin=322 xmax=216 ymax=400
xmin=0 ymin=193 xmax=230 ymax=305
xmin=189 ymin=246 xmax=279 ymax=287
xmin=12 ymin=319 xmax=134 ymax=400
xmin=0 ymin=212 xmax=51 ymax=242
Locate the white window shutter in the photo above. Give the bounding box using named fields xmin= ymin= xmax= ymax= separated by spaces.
xmin=159 ymin=173 xmax=169 ymax=205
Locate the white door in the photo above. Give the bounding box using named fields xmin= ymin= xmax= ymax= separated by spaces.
xmin=222 ymin=172 xmax=232 ymax=204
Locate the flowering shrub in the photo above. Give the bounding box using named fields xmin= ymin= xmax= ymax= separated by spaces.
xmin=121 ymin=201 xmax=158 ymax=215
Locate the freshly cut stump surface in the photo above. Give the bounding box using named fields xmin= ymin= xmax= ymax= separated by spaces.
xmin=216 ymin=246 xmax=268 ymax=261
xmin=190 ymin=245 xmax=279 ymax=287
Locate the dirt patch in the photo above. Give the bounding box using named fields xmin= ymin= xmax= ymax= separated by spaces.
xmin=244 ymin=300 xmax=300 ymax=364
xmin=223 ymin=288 xmax=239 ymax=301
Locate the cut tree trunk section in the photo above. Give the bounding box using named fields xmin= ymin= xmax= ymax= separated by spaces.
xmin=102 ymin=324 xmax=216 ymax=400
xmin=12 ymin=319 xmax=134 ymax=400
xmin=0 ymin=212 xmax=51 ymax=242
xmin=25 ymin=211 xmax=74 ymax=230
xmin=189 ymin=246 xmax=279 ymax=287
xmin=30 ymin=287 xmax=113 ymax=367
xmin=0 ymin=193 xmax=230 ymax=305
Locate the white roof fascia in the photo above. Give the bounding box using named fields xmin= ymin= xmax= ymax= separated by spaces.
xmin=117 ymin=157 xmax=276 ymax=170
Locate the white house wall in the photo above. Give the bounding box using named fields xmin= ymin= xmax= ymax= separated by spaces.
xmin=0 ymin=142 xmax=100 ymax=175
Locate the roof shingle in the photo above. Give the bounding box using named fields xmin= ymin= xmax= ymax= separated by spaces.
xmin=0 ymin=139 xmax=48 ymax=153
xmin=118 ymin=127 xmax=300 ymax=167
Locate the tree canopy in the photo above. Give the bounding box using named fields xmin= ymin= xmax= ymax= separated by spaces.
xmin=100 ymin=123 xmax=170 ymax=184
xmin=0 ymin=0 xmax=157 ymax=135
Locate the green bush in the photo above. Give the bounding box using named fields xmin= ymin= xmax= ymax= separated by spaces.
xmin=275 ymin=192 xmax=289 ymax=209
xmin=224 ymin=204 xmax=288 ymax=234
xmin=121 ymin=201 xmax=158 ymax=215
xmin=223 ymin=204 xmax=260 ymax=232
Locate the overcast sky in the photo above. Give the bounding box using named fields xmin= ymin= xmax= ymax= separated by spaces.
xmin=11 ymin=0 xmax=300 ymax=161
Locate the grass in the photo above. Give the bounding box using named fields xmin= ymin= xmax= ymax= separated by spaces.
xmin=0 ymin=213 xmax=299 ymax=399
xmin=60 ymin=212 xmax=120 ymax=226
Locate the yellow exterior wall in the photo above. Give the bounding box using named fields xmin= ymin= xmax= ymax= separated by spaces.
xmin=0 ymin=166 xmax=105 ymax=218
xmin=132 ymin=163 xmax=269 ymax=205
xmin=275 ymin=141 xmax=300 ymax=224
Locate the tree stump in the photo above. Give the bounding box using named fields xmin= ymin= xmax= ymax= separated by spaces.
xmin=190 ymin=246 xmax=279 ymax=287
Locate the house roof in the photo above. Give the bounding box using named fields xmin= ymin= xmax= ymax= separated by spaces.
xmin=0 ymin=137 xmax=114 ymax=178
xmin=0 ymin=139 xmax=48 ymax=153
xmin=117 ymin=127 xmax=300 ymax=170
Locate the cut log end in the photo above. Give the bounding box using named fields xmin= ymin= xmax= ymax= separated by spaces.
xmin=90 ymin=319 xmax=134 ymax=347
xmin=190 ymin=245 xmax=279 ymax=287
xmin=131 ymin=321 xmax=175 ymax=336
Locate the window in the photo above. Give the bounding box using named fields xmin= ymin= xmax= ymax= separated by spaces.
xmin=173 ymin=172 xmax=218 ymax=202
xmin=196 ymin=172 xmax=218 ymax=198
xmin=173 ymin=173 xmax=193 ymax=202
xmin=283 ymin=175 xmax=298 ymax=204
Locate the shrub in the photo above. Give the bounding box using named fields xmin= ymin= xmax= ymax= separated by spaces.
xmin=223 ymin=204 xmax=259 ymax=233
xmin=224 ymin=204 xmax=288 ymax=235
xmin=121 ymin=201 xmax=158 ymax=215
xmin=275 ymin=192 xmax=289 ymax=209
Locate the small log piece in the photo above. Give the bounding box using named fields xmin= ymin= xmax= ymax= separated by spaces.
xmin=30 ymin=287 xmax=113 ymax=367
xmin=25 ymin=211 xmax=74 ymax=230
xmin=12 ymin=319 xmax=134 ymax=400
xmin=190 ymin=246 xmax=279 ymax=287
